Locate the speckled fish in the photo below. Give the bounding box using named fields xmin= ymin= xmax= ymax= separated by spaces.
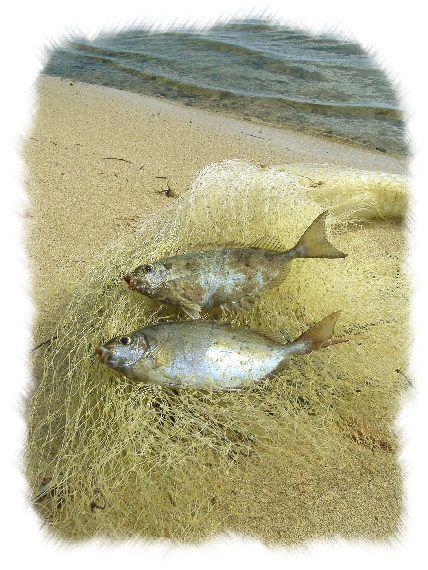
xmin=96 ymin=312 xmax=345 ymax=390
xmin=124 ymin=212 xmax=346 ymax=318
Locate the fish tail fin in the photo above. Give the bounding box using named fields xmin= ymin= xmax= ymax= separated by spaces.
xmin=288 ymin=311 xmax=348 ymax=355
xmin=290 ymin=211 xmax=347 ymax=259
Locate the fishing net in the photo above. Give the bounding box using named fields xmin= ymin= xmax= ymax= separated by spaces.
xmin=26 ymin=159 xmax=409 ymax=542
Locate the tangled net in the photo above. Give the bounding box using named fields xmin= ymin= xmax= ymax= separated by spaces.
xmin=26 ymin=160 xmax=409 ymax=542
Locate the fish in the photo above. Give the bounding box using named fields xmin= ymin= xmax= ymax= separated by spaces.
xmin=96 ymin=311 xmax=346 ymax=390
xmin=124 ymin=211 xmax=346 ymax=318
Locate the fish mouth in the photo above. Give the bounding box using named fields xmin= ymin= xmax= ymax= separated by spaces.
xmin=96 ymin=346 xmax=110 ymax=363
xmin=124 ymin=274 xmax=137 ymax=290
xmin=124 ymin=275 xmax=146 ymax=294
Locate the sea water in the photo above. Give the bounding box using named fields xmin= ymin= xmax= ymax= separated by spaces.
xmin=44 ymin=20 xmax=407 ymax=155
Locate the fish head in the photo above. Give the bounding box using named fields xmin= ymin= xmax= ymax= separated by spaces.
xmin=96 ymin=332 xmax=150 ymax=377
xmin=124 ymin=260 xmax=171 ymax=295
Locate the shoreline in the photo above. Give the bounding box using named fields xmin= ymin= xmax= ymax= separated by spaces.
xmin=42 ymin=74 xmax=407 ymax=175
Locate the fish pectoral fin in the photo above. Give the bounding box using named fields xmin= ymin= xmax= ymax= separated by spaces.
xmin=181 ymin=303 xmax=202 ymax=319
xmin=250 ymin=234 xmax=285 ymax=252
xmin=150 ymin=342 xmax=173 ymax=368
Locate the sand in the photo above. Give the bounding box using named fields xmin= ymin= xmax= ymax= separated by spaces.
xmin=24 ymin=75 xmax=407 ymax=543
xmin=25 ymin=75 xmax=406 ymax=348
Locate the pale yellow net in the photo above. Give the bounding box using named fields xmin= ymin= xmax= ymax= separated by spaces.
xmin=26 ymin=160 xmax=410 ymax=542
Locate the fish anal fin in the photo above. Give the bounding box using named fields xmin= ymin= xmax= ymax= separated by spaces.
xmin=271 ymin=358 xmax=291 ymax=375
xmin=265 ymin=264 xmax=291 ymax=290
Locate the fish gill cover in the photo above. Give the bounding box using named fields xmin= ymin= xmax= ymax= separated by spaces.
xmin=26 ymin=160 xmax=409 ymax=542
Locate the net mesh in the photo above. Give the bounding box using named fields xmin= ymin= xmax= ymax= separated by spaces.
xmin=26 ymin=160 xmax=409 ymax=542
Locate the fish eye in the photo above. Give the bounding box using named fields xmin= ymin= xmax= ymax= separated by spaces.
xmin=143 ymin=264 xmax=154 ymax=273
xmin=119 ymin=336 xmax=132 ymax=345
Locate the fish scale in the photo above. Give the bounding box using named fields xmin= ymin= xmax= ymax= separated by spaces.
xmin=124 ymin=211 xmax=346 ymax=318
xmin=97 ymin=312 xmax=346 ymax=390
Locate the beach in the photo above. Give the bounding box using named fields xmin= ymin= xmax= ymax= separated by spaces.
xmin=25 ymin=75 xmax=406 ymax=348
xmin=25 ymin=75 xmax=407 ymax=542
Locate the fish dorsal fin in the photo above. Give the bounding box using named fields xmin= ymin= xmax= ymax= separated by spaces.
xmin=256 ymin=327 xmax=286 ymax=345
xmin=175 ymin=234 xmax=285 ymax=256
xmin=250 ymin=234 xmax=285 ymax=252
xmin=174 ymin=241 xmax=246 ymax=255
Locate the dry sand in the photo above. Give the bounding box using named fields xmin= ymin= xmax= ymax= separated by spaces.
xmin=25 ymin=75 xmax=406 ymax=543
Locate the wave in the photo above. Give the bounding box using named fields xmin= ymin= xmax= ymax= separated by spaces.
xmin=69 ymin=38 xmax=376 ymax=82
xmin=44 ymin=23 xmax=407 ymax=155
xmin=60 ymin=47 xmax=401 ymax=120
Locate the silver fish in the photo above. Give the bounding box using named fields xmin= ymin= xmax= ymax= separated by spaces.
xmin=96 ymin=312 xmax=345 ymax=390
xmin=124 ymin=212 xmax=346 ymax=318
